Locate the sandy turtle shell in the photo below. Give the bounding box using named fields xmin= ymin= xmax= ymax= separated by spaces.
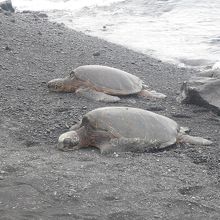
xmin=73 ymin=65 xmax=143 ymax=95
xmin=58 ymin=107 xmax=212 ymax=153
xmin=84 ymin=107 xmax=179 ymax=148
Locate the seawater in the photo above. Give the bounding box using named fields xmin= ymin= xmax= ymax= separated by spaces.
xmin=12 ymin=0 xmax=220 ymax=69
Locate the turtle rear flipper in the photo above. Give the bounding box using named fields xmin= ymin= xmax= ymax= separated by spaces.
xmin=178 ymin=134 xmax=213 ymax=145
xmin=138 ymin=89 xmax=167 ymax=99
xmin=76 ymin=87 xmax=120 ymax=103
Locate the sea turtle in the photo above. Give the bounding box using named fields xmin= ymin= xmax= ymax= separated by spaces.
xmin=47 ymin=65 xmax=166 ymax=102
xmin=57 ymin=107 xmax=212 ymax=153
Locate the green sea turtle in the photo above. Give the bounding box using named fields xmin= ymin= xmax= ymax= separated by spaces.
xmin=57 ymin=107 xmax=212 ymax=153
xmin=47 ymin=65 xmax=166 ymax=102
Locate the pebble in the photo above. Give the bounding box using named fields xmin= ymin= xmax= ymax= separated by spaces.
xmin=93 ymin=52 xmax=100 ymax=56
xmin=10 ymin=18 xmax=15 ymax=23
xmin=0 ymin=170 xmax=7 ymax=174
xmin=37 ymin=13 xmax=48 ymax=18
xmin=5 ymin=85 xmax=12 ymax=88
xmin=17 ymin=86 xmax=25 ymax=90
xmin=5 ymin=45 xmax=11 ymax=51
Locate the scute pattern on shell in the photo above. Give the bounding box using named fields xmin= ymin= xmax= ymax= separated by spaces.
xmin=84 ymin=107 xmax=179 ymax=149
xmin=74 ymin=65 xmax=143 ymax=95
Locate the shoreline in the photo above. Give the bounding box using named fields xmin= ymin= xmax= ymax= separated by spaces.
xmin=0 ymin=11 xmax=220 ymax=219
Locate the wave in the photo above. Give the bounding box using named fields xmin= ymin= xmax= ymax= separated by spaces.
xmin=12 ymin=0 xmax=220 ymax=69
xmin=12 ymin=0 xmax=126 ymax=12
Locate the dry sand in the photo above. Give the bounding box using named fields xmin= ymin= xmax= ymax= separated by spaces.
xmin=0 ymin=11 xmax=220 ymax=219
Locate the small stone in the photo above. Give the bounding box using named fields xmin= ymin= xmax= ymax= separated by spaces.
xmin=17 ymin=86 xmax=25 ymax=90
xmin=37 ymin=13 xmax=48 ymax=18
xmin=22 ymin=10 xmax=32 ymax=14
xmin=10 ymin=18 xmax=15 ymax=23
xmin=113 ymin=152 xmax=119 ymax=157
xmin=5 ymin=85 xmax=12 ymax=88
xmin=0 ymin=176 xmax=4 ymax=180
xmin=82 ymin=106 xmax=87 ymax=110
xmin=102 ymin=26 xmax=107 ymax=31
xmin=5 ymin=45 xmax=11 ymax=51
xmin=93 ymin=52 xmax=100 ymax=56
xmin=0 ymin=170 xmax=7 ymax=174
xmin=4 ymin=11 xmax=11 ymax=16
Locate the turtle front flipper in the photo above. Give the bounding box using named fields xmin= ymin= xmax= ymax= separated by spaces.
xmin=69 ymin=119 xmax=82 ymax=131
xmin=76 ymin=87 xmax=120 ymax=103
xmin=138 ymin=89 xmax=167 ymax=99
xmin=178 ymin=134 xmax=213 ymax=145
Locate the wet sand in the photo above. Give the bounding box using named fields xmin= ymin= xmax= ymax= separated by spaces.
xmin=0 ymin=11 xmax=220 ymax=219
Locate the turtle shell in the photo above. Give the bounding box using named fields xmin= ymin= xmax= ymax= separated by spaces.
xmin=74 ymin=65 xmax=143 ymax=95
xmin=83 ymin=107 xmax=180 ymax=149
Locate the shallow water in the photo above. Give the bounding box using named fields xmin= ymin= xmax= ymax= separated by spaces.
xmin=13 ymin=0 xmax=220 ymax=69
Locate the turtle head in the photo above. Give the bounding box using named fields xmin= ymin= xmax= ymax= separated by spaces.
xmin=47 ymin=78 xmax=67 ymax=92
xmin=57 ymin=131 xmax=80 ymax=151
xmin=48 ymin=77 xmax=78 ymax=92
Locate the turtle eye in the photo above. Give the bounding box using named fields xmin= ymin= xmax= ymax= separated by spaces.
xmin=70 ymin=71 xmax=75 ymax=77
xmin=55 ymin=83 xmax=60 ymax=90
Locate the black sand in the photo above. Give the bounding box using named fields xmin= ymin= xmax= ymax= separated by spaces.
xmin=0 ymin=12 xmax=220 ymax=219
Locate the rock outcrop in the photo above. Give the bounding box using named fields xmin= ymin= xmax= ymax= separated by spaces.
xmin=178 ymin=70 xmax=220 ymax=115
xmin=0 ymin=0 xmax=14 ymax=13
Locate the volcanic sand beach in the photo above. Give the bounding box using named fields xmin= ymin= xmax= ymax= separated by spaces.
xmin=0 ymin=11 xmax=220 ymax=219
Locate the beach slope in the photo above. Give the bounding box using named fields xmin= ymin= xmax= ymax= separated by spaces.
xmin=0 ymin=12 xmax=220 ymax=219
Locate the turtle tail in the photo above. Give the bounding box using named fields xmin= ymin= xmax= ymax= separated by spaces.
xmin=178 ymin=134 xmax=213 ymax=145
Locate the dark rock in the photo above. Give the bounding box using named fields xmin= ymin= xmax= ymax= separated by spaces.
xmin=5 ymin=45 xmax=11 ymax=51
xmin=37 ymin=13 xmax=48 ymax=18
xmin=196 ymin=69 xmax=220 ymax=78
xmin=3 ymin=11 xmax=11 ymax=16
xmin=0 ymin=0 xmax=14 ymax=13
xmin=10 ymin=17 xmax=15 ymax=23
xmin=102 ymin=26 xmax=107 ymax=31
xmin=22 ymin=10 xmax=32 ymax=14
xmin=17 ymin=86 xmax=25 ymax=90
xmin=24 ymin=140 xmax=39 ymax=147
xmin=178 ymin=185 xmax=203 ymax=196
xmin=93 ymin=52 xmax=100 ymax=56
xmin=178 ymin=76 xmax=220 ymax=115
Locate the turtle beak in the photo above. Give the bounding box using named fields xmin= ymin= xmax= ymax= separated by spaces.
xmin=57 ymin=131 xmax=80 ymax=151
xmin=58 ymin=138 xmax=75 ymax=151
xmin=47 ymin=78 xmax=63 ymax=92
xmin=47 ymin=81 xmax=54 ymax=90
